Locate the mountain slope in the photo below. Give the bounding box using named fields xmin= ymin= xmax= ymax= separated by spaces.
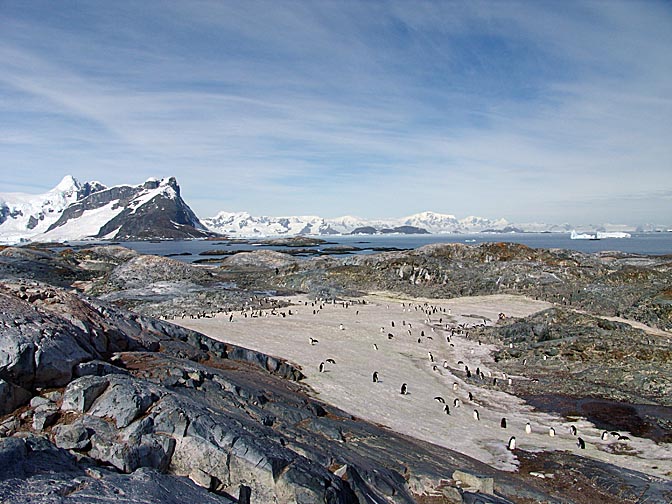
xmin=38 ymin=177 xmax=214 ymax=241
xmin=0 ymin=176 xmax=106 ymax=243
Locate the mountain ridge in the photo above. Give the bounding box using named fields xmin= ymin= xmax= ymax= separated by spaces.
xmin=0 ymin=175 xmax=661 ymax=244
xmin=0 ymin=176 xmax=214 ymax=243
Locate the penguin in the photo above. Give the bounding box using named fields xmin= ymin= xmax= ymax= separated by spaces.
xmin=326 ymin=359 xmax=336 ymax=364
xmin=453 ymin=382 xmax=458 ymax=391
xmin=601 ymin=431 xmax=609 ymax=441
xmin=319 ymin=362 xmax=325 ymax=373
xmin=443 ymin=405 xmax=450 ymax=415
xmin=473 ymin=409 xmax=480 ymax=421
xmin=428 ymin=352 xmax=434 ymax=362
xmin=570 ymin=425 xmax=577 ymax=436
xmin=443 ymin=360 xmax=449 ymax=369
xmin=577 ymin=437 xmax=586 ymax=449
xmin=507 ymin=436 xmax=516 ymax=450
xmin=432 ymin=365 xmax=439 ymax=372
xmin=388 ymin=333 xmax=394 ymax=340
xmin=500 ymin=418 xmax=507 ymax=429
xmin=434 ymin=396 xmax=445 ymax=404
xmin=468 ymin=392 xmax=474 ymax=402
xmin=453 ymin=398 xmax=461 ymax=408
xmin=339 ymin=324 xmax=345 ymax=331
xmin=400 ymin=383 xmax=408 ymax=395
xmin=372 ymin=371 xmax=379 ymax=383
xmin=525 ymin=422 xmax=532 ymax=434
xmin=372 ymin=343 xmax=378 ymax=351
xmin=618 ymin=435 xmax=630 ymax=441
xmin=391 ymin=321 xmax=395 ymax=327
xmin=549 ymin=427 xmax=556 ymax=437
xmin=309 ymin=337 xmax=319 ymax=345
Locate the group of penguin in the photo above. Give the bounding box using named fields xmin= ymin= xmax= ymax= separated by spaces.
xmin=308 ymin=297 xmax=629 ymax=455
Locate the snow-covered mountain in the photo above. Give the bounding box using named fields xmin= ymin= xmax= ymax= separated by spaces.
xmin=0 ymin=176 xmax=213 ymax=243
xmin=202 ymin=210 xmax=513 ymax=237
xmin=0 ymin=176 xmax=106 ymax=243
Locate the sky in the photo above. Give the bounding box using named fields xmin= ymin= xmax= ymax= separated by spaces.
xmin=1 ymin=1 xmax=671 ymax=225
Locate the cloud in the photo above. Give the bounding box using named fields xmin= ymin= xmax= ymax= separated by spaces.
xmin=0 ymin=1 xmax=670 ymax=225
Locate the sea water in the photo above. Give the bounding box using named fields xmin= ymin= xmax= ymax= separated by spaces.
xmin=112 ymin=232 xmax=672 ymax=263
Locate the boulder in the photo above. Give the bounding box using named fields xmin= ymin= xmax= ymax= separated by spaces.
xmin=88 ymin=377 xmax=160 ymax=428
xmin=75 ymin=359 xmax=129 ymax=378
xmin=61 ymin=375 xmax=110 ymax=413
xmin=0 ymin=378 xmax=31 ymax=415
xmin=53 ymin=422 xmax=90 ymax=451
xmin=31 ymin=404 xmax=59 ymax=431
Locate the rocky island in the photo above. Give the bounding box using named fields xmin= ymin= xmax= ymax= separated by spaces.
xmin=1 ymin=241 xmax=671 ymax=503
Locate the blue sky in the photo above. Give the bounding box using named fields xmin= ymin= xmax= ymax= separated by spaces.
xmin=1 ymin=1 xmax=671 ymax=225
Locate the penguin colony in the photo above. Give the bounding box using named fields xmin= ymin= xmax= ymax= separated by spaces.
xmin=207 ymin=295 xmax=633 ymax=461
xmin=297 ymin=296 xmax=629 ymax=455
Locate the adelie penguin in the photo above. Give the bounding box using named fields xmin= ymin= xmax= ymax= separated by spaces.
xmin=400 ymin=383 xmax=408 ymax=395
xmin=525 ymin=422 xmax=532 ymax=434
xmin=570 ymin=425 xmax=577 ymax=436
xmin=473 ymin=409 xmax=480 ymax=421
xmin=372 ymin=371 xmax=379 ymax=383
xmin=434 ymin=396 xmax=445 ymax=404
xmin=507 ymin=436 xmax=516 ymax=450
xmin=500 ymin=418 xmax=507 ymax=428
xmin=577 ymin=437 xmax=586 ymax=449
xmin=443 ymin=405 xmax=450 ymax=415
xmin=319 ymin=362 xmax=325 ymax=373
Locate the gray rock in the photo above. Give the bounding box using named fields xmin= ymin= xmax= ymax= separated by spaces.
xmin=88 ymin=377 xmax=160 ymax=428
xmin=75 ymin=359 xmax=129 ymax=378
xmin=53 ymin=422 xmax=90 ymax=451
xmin=42 ymin=390 xmax=62 ymax=402
xmin=31 ymin=404 xmax=59 ymax=431
xmin=29 ymin=396 xmax=50 ymax=408
xmin=0 ymin=435 xmax=235 ymax=503
xmin=0 ymin=379 xmax=31 ymax=415
xmin=61 ymin=375 xmax=110 ymax=413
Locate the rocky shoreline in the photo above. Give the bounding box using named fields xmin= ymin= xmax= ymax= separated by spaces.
xmin=1 ymin=242 xmax=671 ymax=503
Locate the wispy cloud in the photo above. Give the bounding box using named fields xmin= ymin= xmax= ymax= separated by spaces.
xmin=1 ymin=0 xmax=670 ymax=224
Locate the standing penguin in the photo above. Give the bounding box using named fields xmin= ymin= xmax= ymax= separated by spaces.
xmin=507 ymin=436 xmax=516 ymax=450
xmin=372 ymin=371 xmax=379 ymax=383
xmin=473 ymin=409 xmax=480 ymax=421
xmin=500 ymin=418 xmax=507 ymax=428
xmin=577 ymin=437 xmax=586 ymax=449
xmin=525 ymin=422 xmax=532 ymax=434
xmin=400 ymin=383 xmax=408 ymax=395
xmin=319 ymin=362 xmax=325 ymax=373
xmin=549 ymin=427 xmax=556 ymax=437
xmin=570 ymin=425 xmax=577 ymax=436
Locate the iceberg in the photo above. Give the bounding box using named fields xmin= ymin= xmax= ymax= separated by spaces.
xmin=571 ymin=230 xmax=631 ymax=240
xmin=596 ymin=231 xmax=631 ymax=239
xmin=570 ymin=230 xmax=599 ymax=240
